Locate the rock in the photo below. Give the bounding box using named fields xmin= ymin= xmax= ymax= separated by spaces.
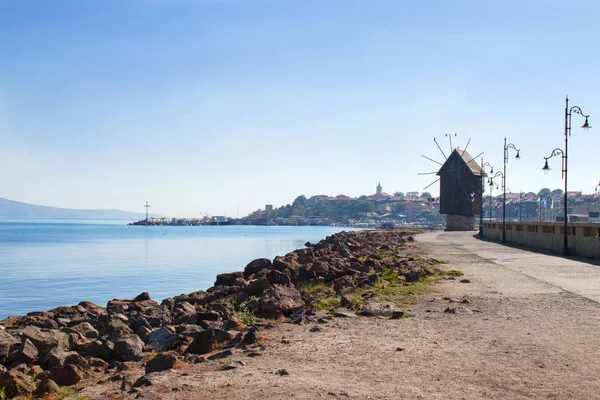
xmin=145 ymin=352 xmax=179 ymax=374
xmin=309 ymin=325 xmax=322 ymax=333
xmin=185 ymin=330 xmax=222 ymax=355
xmin=444 ymin=307 xmax=457 ymax=314
xmin=276 ymin=368 xmax=289 ymax=376
xmin=28 ymin=365 xmax=44 ymax=377
xmin=396 ymin=347 xmax=405 ymax=352
xmin=460 ymin=279 xmax=471 ymax=283
xmin=219 ymin=362 xmax=239 ymax=371
xmin=17 ymin=338 xmax=39 ymax=364
xmin=147 ymin=327 xmax=178 ymax=352
xmin=48 ymin=364 xmax=84 ymax=386
xmin=0 ymin=370 xmax=35 ymax=397
xmin=266 ymin=270 xmax=292 ymax=285
xmin=360 ymin=300 xmax=395 ymax=317
xmin=88 ymin=357 xmax=109 ymax=369
xmin=240 ymin=328 xmax=259 ymax=346
xmin=137 ymin=326 xmax=153 ymax=343
xmin=133 ymin=372 xmax=162 ymax=388
xmin=215 ymin=271 xmax=244 ymax=287
xmin=0 ymin=331 xmax=20 ymax=363
xmin=244 ymin=258 xmax=272 ymax=279
xmin=244 ymin=277 xmax=272 ymax=296
xmin=196 ymin=311 xmax=220 ymax=322
xmin=76 ymin=340 xmax=114 ymax=361
xmin=20 ymin=326 xmax=70 ymax=356
xmin=33 ymin=379 xmax=60 ymax=396
xmin=41 ymin=348 xmax=78 ymax=370
xmin=64 ymin=352 xmax=88 ymax=369
xmin=404 ymin=270 xmax=421 ymax=283
xmin=0 ymin=364 xmax=6 ymax=374
xmin=254 ymin=285 xmax=305 ymax=315
xmin=101 ymin=318 xmax=133 ymax=341
xmin=121 ymin=376 xmax=132 ymax=391
xmin=8 ymin=362 xmax=28 ymax=373
xmin=19 ymin=316 xmax=59 ymax=330
xmin=390 ymin=311 xmax=406 ymax=319
xmin=63 ymin=322 xmax=99 ymax=339
xmin=114 ymin=335 xmax=144 ymax=362
xmin=134 ymin=292 xmax=151 ymax=302
xmin=332 ymin=311 xmax=356 ymax=318
xmin=207 ymin=349 xmax=232 ymax=361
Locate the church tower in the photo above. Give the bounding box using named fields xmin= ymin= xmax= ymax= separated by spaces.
xmin=376 ymin=182 xmax=382 ymax=196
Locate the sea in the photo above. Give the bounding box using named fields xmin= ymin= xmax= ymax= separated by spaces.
xmin=0 ymin=219 xmax=358 ymax=319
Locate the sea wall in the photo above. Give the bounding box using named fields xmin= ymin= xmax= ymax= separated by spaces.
xmin=482 ymin=221 xmax=600 ymax=258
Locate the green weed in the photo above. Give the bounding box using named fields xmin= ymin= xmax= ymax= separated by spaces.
xmin=445 ymin=269 xmax=464 ymax=277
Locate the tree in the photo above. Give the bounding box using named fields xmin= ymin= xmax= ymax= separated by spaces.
xmin=393 ymin=192 xmax=404 ymax=198
xmin=552 ymin=189 xmax=564 ymax=195
xmin=406 ymin=191 xmax=420 ymax=198
xmin=420 ymin=192 xmax=432 ymax=199
xmin=292 ymin=195 xmax=307 ymax=207
xmin=538 ymin=188 xmax=551 ymax=198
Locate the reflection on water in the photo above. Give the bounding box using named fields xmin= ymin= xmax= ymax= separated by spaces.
xmin=0 ymin=222 xmax=357 ymax=318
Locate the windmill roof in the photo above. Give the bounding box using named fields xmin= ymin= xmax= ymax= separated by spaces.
xmin=437 ymin=148 xmax=482 ymax=176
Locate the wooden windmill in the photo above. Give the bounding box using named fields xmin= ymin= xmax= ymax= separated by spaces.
xmin=421 ymin=135 xmax=484 ymax=231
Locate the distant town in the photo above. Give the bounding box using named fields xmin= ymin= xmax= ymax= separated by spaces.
xmin=130 ymin=183 xmax=600 ymax=228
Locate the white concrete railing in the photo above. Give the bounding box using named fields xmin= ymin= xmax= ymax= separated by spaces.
xmin=482 ymin=221 xmax=600 ymax=258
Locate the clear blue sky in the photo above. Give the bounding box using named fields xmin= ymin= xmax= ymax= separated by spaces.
xmin=1 ymin=0 xmax=599 ymax=217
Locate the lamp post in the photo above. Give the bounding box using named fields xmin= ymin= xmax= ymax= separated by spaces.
xmin=542 ymin=97 xmax=591 ymax=256
xmin=502 ymin=138 xmax=520 ymax=242
xmin=479 ymin=159 xmax=494 ymax=237
xmin=488 ymin=171 xmax=502 ymax=224
xmin=519 ymin=191 xmax=523 ymax=222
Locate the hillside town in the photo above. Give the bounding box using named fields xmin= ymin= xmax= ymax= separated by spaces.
xmin=131 ymin=183 xmax=600 ymax=228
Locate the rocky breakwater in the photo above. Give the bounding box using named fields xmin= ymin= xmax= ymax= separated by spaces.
xmin=0 ymin=229 xmax=444 ymax=398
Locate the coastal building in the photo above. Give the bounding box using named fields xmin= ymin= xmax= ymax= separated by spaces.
xmin=265 ymin=204 xmax=273 ymax=212
xmin=368 ymin=182 xmax=392 ymax=201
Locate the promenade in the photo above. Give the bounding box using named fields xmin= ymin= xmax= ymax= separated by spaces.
xmin=420 ymin=230 xmax=600 ymax=303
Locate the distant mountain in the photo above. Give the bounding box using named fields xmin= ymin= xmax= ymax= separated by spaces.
xmin=0 ymin=197 xmax=163 ymax=220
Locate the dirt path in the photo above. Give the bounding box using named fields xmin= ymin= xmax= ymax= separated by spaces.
xmin=79 ymin=231 xmax=600 ymax=400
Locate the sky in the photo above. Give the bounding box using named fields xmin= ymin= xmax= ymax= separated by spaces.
xmin=1 ymin=0 xmax=600 ymax=217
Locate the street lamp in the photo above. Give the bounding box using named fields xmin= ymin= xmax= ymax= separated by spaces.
xmin=479 ymin=159 xmax=494 ymax=237
xmin=542 ymin=96 xmax=591 ymax=256
xmin=502 ymin=138 xmax=520 ymax=242
xmin=488 ymin=171 xmax=503 ymax=223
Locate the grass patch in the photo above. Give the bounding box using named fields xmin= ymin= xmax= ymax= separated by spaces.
xmin=312 ymin=297 xmax=341 ymax=311
xmin=380 ymin=268 xmax=399 ymax=283
xmin=233 ymin=310 xmax=257 ymax=325
xmin=373 ymin=253 xmax=385 ymax=261
xmin=445 ymin=269 xmax=464 ymax=277
xmin=357 ymin=256 xmax=368 ymax=264
xmin=297 ymin=282 xmax=338 ymax=311
xmin=345 ymin=277 xmax=439 ymax=309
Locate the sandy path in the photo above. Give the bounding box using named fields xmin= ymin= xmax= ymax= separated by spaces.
xmin=79 ymin=231 xmax=600 ymax=400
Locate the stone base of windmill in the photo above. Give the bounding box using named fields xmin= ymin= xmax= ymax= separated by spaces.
xmin=445 ymin=214 xmax=476 ymax=231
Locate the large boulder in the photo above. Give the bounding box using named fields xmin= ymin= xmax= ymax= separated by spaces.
xmin=147 ymin=327 xmax=178 ymax=352
xmin=249 ymin=285 xmax=305 ymax=316
xmin=100 ymin=318 xmax=133 ymax=341
xmin=0 ymin=370 xmax=34 ymax=397
xmin=16 ymin=338 xmax=39 ymax=364
xmin=145 ymin=352 xmax=178 ymax=374
xmin=63 ymin=322 xmax=99 ymax=339
xmin=114 ymin=335 xmax=144 ymax=362
xmin=243 ymin=277 xmax=272 ymax=296
xmin=41 ymin=347 xmax=79 ymax=370
xmin=215 ymin=271 xmax=244 ymax=287
xmin=185 ymin=330 xmax=224 ymax=355
xmin=20 ymin=326 xmax=70 ymax=356
xmin=48 ymin=364 xmax=84 ymax=386
xmin=76 ymin=340 xmax=114 ymax=361
xmin=0 ymin=331 xmax=20 ymax=363
xmin=19 ymin=316 xmax=59 ymax=330
xmin=244 ymin=258 xmax=272 ymax=279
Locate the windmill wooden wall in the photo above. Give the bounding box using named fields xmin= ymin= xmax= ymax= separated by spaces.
xmin=437 ymin=149 xmax=483 ymax=216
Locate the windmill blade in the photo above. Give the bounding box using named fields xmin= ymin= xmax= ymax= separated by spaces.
xmin=418 ymin=172 xmax=437 ymax=175
xmin=433 ymin=138 xmax=447 ymax=160
xmin=423 ymin=178 xmax=440 ymax=190
xmin=421 ymin=154 xmax=443 ymax=165
xmin=461 ymin=138 xmax=471 ymax=156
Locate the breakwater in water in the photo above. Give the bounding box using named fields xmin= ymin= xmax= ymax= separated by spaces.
xmin=0 ymin=229 xmax=447 ymax=398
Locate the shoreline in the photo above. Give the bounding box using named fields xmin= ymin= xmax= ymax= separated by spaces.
xmin=0 ymin=229 xmax=446 ymax=399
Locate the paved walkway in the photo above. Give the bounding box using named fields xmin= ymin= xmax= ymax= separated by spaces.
xmin=419 ymin=230 xmax=600 ymax=303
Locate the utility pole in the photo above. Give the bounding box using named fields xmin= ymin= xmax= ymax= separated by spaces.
xmin=144 ymin=201 xmax=151 ymax=224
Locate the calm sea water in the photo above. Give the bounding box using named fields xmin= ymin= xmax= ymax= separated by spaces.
xmin=0 ymin=220 xmax=357 ymax=319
